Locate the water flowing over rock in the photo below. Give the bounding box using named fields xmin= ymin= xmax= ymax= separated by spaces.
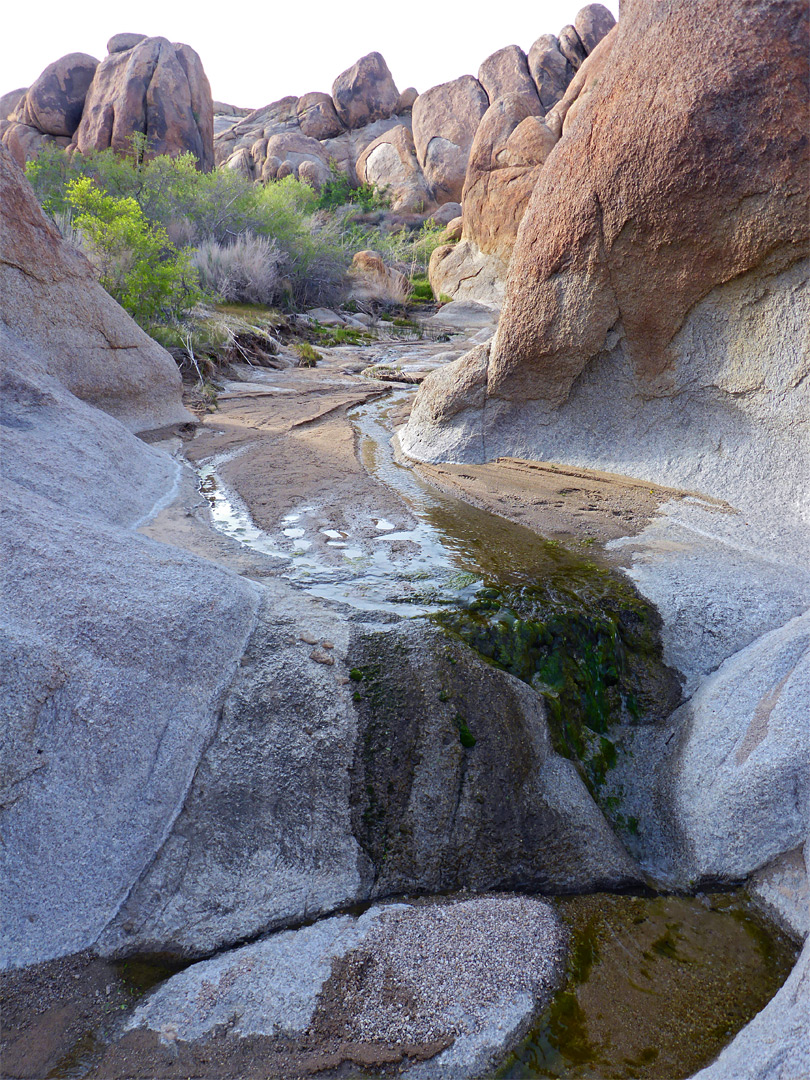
xmin=411 ymin=75 xmax=490 ymax=204
xmin=74 ymin=35 xmax=214 ymax=170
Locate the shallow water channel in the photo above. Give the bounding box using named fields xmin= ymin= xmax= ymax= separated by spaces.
xmin=194 ymin=385 xmax=799 ymax=1078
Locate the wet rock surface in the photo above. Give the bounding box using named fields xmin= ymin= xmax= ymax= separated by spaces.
xmin=349 ymin=624 xmax=643 ymax=899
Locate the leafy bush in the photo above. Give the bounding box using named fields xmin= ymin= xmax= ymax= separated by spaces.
xmin=192 ymin=235 xmax=282 ymax=305
xmin=66 ymin=176 xmax=200 ymax=327
xmin=316 ymin=160 xmax=389 ymax=213
xmin=409 ymin=274 xmax=434 ymax=302
xmin=27 ymin=144 xmax=350 ymax=312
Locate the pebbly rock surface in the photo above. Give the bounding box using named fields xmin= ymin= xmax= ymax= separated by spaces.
xmin=95 ymin=897 xmax=566 ymax=1080
xmin=411 ymin=75 xmax=490 ymax=204
xmin=74 ymin=35 xmax=214 ymax=170
xmin=331 ymin=51 xmax=400 ymax=130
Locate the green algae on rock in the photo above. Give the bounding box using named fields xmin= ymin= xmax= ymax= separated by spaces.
xmin=348 ymin=623 xmax=643 ymax=898
xmin=433 ymin=538 xmax=681 ymax=801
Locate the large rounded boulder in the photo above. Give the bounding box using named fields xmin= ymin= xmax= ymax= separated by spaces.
xmin=10 ymin=53 xmax=98 ymax=138
xmin=331 ymin=51 xmax=400 ymax=130
xmin=528 ymin=33 xmax=574 ymax=111
xmin=412 ymin=75 xmax=490 ymax=204
xmin=356 ymin=124 xmax=434 ymax=212
xmin=477 ymin=45 xmax=540 ymax=107
xmin=75 ymin=35 xmax=214 ymax=170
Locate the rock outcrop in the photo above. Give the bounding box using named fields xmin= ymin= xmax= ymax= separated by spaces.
xmin=356 ymin=124 xmax=434 ymax=212
xmin=10 ymin=53 xmax=98 ymax=138
xmin=429 ymin=94 xmax=557 ymax=305
xmin=575 ymin=3 xmax=617 ymax=53
xmin=423 ymin=9 xmax=616 ymax=303
xmin=331 ymin=51 xmax=400 ymax=130
xmin=296 ymin=90 xmax=345 ymax=140
xmin=0 ymin=147 xmax=189 ymax=432
xmin=403 ymin=0 xmax=810 ymax=508
xmin=96 ymin=898 xmax=566 ymax=1079
xmin=478 ymin=45 xmax=540 ymax=106
xmin=1 ymin=53 xmax=99 ymax=166
xmin=411 ymin=75 xmax=490 ymax=204
xmin=1 ymin=150 xmax=646 ymax=971
xmin=527 ymin=34 xmax=574 ymax=111
xmin=74 ymin=35 xmax=214 ymax=170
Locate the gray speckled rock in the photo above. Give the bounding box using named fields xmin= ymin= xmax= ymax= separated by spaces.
xmin=0 ymin=344 xmax=261 ymax=971
xmin=669 ymin=611 xmax=810 ymax=882
xmin=749 ymin=846 xmax=810 ymax=941
xmin=117 ymin=896 xmax=566 ymax=1079
xmin=97 ymin=587 xmax=369 ymax=960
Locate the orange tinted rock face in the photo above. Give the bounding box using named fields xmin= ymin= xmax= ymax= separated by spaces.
xmin=462 ymin=94 xmax=555 ymax=262
xmin=75 ymin=36 xmax=213 ymax=170
xmin=490 ymin=0 xmax=810 ymax=405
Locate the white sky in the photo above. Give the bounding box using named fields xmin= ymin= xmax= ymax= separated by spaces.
xmin=3 ymin=0 xmax=619 ymax=110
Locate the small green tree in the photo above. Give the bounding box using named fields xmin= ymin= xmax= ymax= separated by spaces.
xmin=65 ymin=177 xmax=200 ymax=328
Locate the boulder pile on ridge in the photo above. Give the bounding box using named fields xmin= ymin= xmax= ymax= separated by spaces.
xmin=1 ymin=34 xmax=213 ymax=169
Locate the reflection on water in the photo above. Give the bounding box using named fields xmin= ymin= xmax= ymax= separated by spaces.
xmin=197 ymin=389 xmax=627 ymax=616
xmin=498 ymin=892 xmax=798 ymax=1080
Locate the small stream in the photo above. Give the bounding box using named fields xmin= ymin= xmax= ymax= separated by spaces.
xmin=193 ymin=384 xmax=799 ymax=1079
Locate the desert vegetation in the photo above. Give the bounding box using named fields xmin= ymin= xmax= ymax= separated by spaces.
xmin=25 ymin=140 xmax=446 ymax=364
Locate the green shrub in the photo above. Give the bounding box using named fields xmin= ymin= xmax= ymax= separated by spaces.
xmin=66 ymin=177 xmax=200 ymax=328
xmin=409 ymin=275 xmax=434 ymax=302
xmin=294 ymin=342 xmax=322 ymax=366
xmin=316 ymin=160 xmax=389 ymax=213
